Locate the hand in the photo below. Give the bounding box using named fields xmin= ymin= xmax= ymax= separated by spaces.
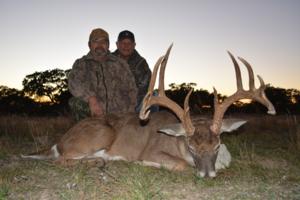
xmin=88 ymin=96 xmax=103 ymax=117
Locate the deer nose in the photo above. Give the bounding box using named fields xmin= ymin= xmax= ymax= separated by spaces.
xmin=208 ymin=171 xmax=216 ymax=178
xmin=198 ymin=171 xmax=206 ymax=178
xmin=197 ymin=170 xmax=216 ymax=178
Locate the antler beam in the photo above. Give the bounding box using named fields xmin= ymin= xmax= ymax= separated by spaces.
xmin=139 ymin=44 xmax=195 ymax=136
xmin=210 ymin=51 xmax=276 ymax=134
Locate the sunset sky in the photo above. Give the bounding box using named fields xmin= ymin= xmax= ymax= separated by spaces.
xmin=0 ymin=0 xmax=299 ymax=95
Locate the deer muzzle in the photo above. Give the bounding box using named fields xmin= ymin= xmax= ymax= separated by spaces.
xmin=193 ymin=152 xmax=217 ymax=178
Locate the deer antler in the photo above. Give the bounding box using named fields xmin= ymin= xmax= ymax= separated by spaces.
xmin=210 ymin=51 xmax=276 ymax=134
xmin=139 ymin=44 xmax=195 ymax=136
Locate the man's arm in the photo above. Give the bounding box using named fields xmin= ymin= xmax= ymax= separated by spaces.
xmin=137 ymin=59 xmax=151 ymax=97
xmin=68 ymin=59 xmax=97 ymax=101
xmin=88 ymin=96 xmax=103 ymax=117
xmin=115 ymin=58 xmax=138 ymax=113
xmin=69 ymin=59 xmax=104 ymax=117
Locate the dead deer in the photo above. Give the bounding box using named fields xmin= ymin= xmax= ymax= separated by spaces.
xmin=22 ymin=45 xmax=276 ymax=178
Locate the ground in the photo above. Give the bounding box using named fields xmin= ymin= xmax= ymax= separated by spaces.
xmin=0 ymin=114 xmax=300 ymax=199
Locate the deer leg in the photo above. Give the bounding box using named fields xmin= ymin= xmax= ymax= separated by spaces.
xmin=54 ymin=156 xmax=105 ymax=168
xmin=80 ymin=157 xmax=106 ymax=168
xmin=141 ymin=152 xmax=188 ymax=171
xmin=53 ymin=156 xmax=78 ymax=166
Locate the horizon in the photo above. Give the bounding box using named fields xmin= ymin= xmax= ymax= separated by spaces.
xmin=0 ymin=0 xmax=299 ymax=96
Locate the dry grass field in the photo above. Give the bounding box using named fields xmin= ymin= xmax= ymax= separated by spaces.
xmin=0 ymin=114 xmax=300 ymax=199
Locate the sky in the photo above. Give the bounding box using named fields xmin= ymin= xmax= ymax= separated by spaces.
xmin=0 ymin=0 xmax=299 ymax=95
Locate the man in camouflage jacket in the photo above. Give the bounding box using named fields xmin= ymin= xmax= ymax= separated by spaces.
xmin=68 ymin=28 xmax=137 ymax=121
xmin=113 ymin=30 xmax=152 ymax=112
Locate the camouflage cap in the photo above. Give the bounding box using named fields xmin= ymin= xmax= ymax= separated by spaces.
xmin=89 ymin=28 xmax=109 ymax=42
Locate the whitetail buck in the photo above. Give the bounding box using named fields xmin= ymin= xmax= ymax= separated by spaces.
xmin=22 ymin=45 xmax=276 ymax=178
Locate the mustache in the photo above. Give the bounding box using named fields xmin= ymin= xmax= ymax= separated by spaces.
xmin=94 ymin=48 xmax=108 ymax=56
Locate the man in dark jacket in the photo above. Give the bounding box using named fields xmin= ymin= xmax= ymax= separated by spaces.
xmin=68 ymin=28 xmax=137 ymax=121
xmin=113 ymin=30 xmax=152 ymax=112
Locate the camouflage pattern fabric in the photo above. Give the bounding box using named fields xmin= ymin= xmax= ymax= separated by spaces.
xmin=113 ymin=49 xmax=151 ymax=112
xmin=68 ymin=97 xmax=90 ymax=121
xmin=68 ymin=52 xmax=137 ymax=120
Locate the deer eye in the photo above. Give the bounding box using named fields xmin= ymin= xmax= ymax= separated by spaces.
xmin=188 ymin=145 xmax=196 ymax=155
xmin=214 ymin=144 xmax=220 ymax=153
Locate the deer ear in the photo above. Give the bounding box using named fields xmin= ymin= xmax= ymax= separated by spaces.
xmin=158 ymin=123 xmax=187 ymax=137
xmin=220 ymin=119 xmax=247 ymax=134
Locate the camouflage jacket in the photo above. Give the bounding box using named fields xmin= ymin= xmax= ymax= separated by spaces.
xmin=68 ymin=52 xmax=137 ymax=115
xmin=113 ymin=49 xmax=151 ymax=107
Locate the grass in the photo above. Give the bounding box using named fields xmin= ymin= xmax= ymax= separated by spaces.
xmin=0 ymin=114 xmax=300 ymax=199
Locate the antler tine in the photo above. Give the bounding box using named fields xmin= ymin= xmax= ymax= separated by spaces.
xmin=227 ymin=51 xmax=243 ymax=90
xmin=139 ymin=56 xmax=164 ymax=120
xmin=238 ymin=57 xmax=255 ymax=91
xmin=139 ymin=44 xmax=172 ymax=120
xmin=210 ymin=52 xmax=276 ymax=135
xmin=257 ymin=75 xmax=266 ymax=89
xmin=183 ymin=89 xmax=195 ymax=134
xmin=158 ymin=43 xmax=173 ymax=95
xmin=211 ymin=87 xmax=223 ymax=134
xmin=184 ymin=89 xmax=193 ymax=111
xmin=148 ymin=56 xmax=165 ymax=94
xmin=239 ymin=58 xmax=276 ymax=115
xmin=139 ymin=44 xmax=195 ymax=136
xmin=213 ymin=87 xmax=219 ymax=108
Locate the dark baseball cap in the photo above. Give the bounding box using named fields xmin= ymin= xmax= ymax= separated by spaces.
xmin=117 ymin=30 xmax=135 ymax=42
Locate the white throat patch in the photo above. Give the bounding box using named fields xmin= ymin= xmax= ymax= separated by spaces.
xmin=215 ymin=144 xmax=231 ymax=171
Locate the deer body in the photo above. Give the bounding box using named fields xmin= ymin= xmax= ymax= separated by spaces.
xmin=29 ymin=111 xmax=195 ymax=169
xmin=23 ymin=110 xmax=235 ymax=176
xmin=23 ymin=44 xmax=276 ymax=178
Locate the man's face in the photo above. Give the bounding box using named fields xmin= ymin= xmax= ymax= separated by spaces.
xmin=116 ymin=39 xmax=136 ymax=58
xmin=89 ymin=38 xmax=109 ymax=57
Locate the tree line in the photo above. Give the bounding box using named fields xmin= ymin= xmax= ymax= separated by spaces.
xmin=1 ymin=69 xmax=299 ymax=116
